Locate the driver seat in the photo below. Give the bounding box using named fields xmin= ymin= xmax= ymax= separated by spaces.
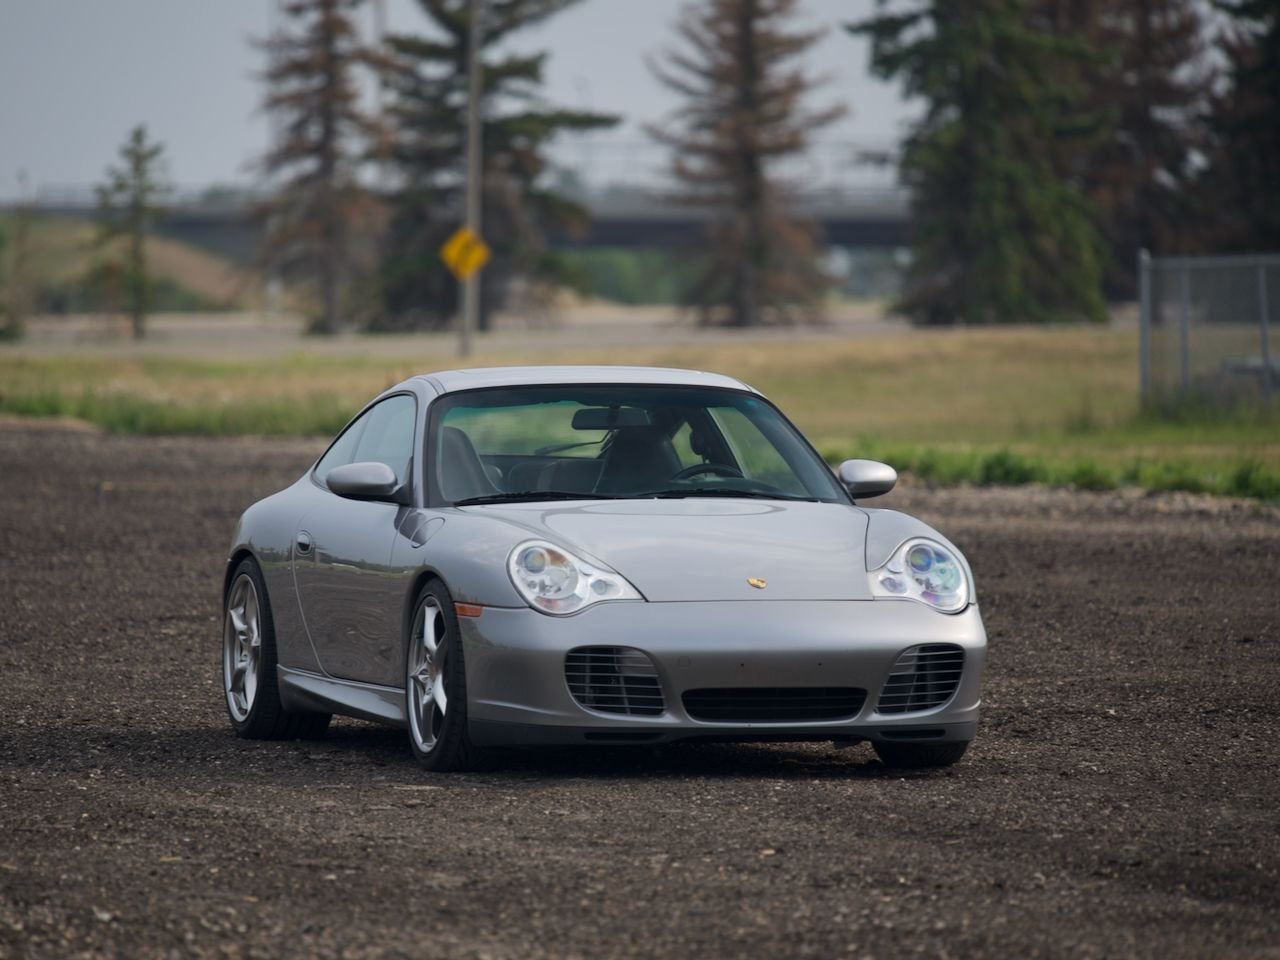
xmin=594 ymin=426 xmax=680 ymax=494
xmin=439 ymin=427 xmax=498 ymax=502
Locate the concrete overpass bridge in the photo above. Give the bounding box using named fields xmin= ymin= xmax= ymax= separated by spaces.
xmin=549 ymin=187 xmax=909 ymax=248
xmin=28 ymin=184 xmax=910 ymax=263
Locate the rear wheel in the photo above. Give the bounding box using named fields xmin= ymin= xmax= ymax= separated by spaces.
xmin=873 ymin=740 xmax=969 ymax=769
xmin=405 ymin=581 xmax=478 ymax=771
xmin=222 ymin=557 xmax=331 ymax=740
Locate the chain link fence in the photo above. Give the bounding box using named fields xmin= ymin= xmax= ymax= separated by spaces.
xmin=1140 ymin=250 xmax=1278 ymax=407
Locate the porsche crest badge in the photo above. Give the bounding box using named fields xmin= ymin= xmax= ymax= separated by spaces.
xmin=747 ymin=577 xmax=768 ymax=590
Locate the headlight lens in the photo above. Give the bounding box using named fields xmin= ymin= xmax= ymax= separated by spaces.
xmin=869 ymin=538 xmax=969 ymax=613
xmin=507 ymin=540 xmax=642 ymax=615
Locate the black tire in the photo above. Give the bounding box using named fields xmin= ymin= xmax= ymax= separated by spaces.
xmin=873 ymin=739 xmax=969 ymax=770
xmin=222 ymin=557 xmax=332 ymax=741
xmin=405 ymin=580 xmax=479 ymax=771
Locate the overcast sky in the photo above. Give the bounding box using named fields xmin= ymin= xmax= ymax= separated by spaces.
xmin=0 ymin=0 xmax=914 ymax=199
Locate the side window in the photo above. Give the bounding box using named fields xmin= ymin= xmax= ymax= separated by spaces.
xmin=351 ymin=394 xmax=417 ymax=486
xmin=314 ymin=409 xmax=371 ymax=483
xmin=314 ymin=395 xmax=417 ymax=487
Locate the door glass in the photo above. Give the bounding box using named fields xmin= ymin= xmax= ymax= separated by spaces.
xmin=352 ymin=394 xmax=417 ymax=485
xmin=314 ymin=411 xmax=369 ymax=483
xmin=315 ymin=394 xmax=417 ymax=486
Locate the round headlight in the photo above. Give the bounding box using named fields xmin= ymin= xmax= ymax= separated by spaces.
xmin=870 ymin=538 xmax=970 ymax=613
xmin=520 ymin=546 xmax=548 ymax=574
xmin=907 ymin=544 xmax=934 ymax=573
xmin=507 ymin=540 xmax=642 ymax=615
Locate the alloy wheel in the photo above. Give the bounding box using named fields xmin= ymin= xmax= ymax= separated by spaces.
xmin=408 ymin=596 xmax=449 ymax=753
xmin=223 ymin=573 xmax=262 ymax=722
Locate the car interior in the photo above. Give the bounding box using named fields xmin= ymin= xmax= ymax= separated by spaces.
xmin=437 ymin=405 xmax=735 ymax=502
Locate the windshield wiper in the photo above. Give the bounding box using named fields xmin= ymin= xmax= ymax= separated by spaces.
xmin=639 ymin=488 xmax=820 ymax=502
xmin=453 ymin=490 xmax=618 ymax=506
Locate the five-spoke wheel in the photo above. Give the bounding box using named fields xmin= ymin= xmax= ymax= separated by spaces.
xmin=220 ymin=557 xmax=330 ymax=740
xmin=405 ymin=581 xmax=477 ymax=771
xmin=408 ymin=595 xmax=449 ymax=753
xmin=223 ymin=573 xmax=262 ymax=722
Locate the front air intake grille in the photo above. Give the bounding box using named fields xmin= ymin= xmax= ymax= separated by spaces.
xmin=565 ymin=647 xmax=665 ymax=717
xmin=681 ymin=687 xmax=867 ymax=723
xmin=876 ymin=644 xmax=965 ymax=714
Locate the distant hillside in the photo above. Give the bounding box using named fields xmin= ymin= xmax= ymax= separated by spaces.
xmin=1 ymin=213 xmax=261 ymax=313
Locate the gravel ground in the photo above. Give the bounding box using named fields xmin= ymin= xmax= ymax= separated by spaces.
xmin=1 ymin=424 xmax=1278 ymax=959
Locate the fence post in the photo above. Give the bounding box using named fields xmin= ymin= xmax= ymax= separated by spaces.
xmin=1138 ymin=249 xmax=1151 ymax=400
xmin=1179 ymin=267 xmax=1192 ymax=397
xmin=1260 ymin=263 xmax=1274 ymax=407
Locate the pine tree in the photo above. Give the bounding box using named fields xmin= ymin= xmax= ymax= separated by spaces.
xmin=850 ymin=0 xmax=1107 ymax=324
xmin=1201 ymin=0 xmax=1280 ymax=251
xmin=0 ymin=225 xmax=8 ymax=340
xmin=258 ymin=0 xmax=387 ymax=335
xmin=2 ymin=194 xmax=32 ymax=341
xmin=95 ymin=126 xmax=170 ymax=340
xmin=379 ymin=0 xmax=619 ymax=331
xmin=1037 ymin=0 xmax=1213 ymax=292
xmin=0 ymin=185 xmax=33 ymax=342
xmin=649 ymin=0 xmax=844 ymax=327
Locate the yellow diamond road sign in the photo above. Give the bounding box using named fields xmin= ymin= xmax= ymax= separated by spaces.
xmin=440 ymin=226 xmax=491 ymax=282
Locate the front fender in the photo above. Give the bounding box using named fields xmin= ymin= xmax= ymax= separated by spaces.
xmin=391 ymin=510 xmax=529 ymax=610
xmin=861 ymin=507 xmax=979 ymax=606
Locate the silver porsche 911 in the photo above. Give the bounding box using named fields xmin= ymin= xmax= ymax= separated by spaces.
xmin=222 ymin=366 xmax=986 ymax=770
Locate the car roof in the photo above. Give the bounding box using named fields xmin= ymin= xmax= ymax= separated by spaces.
xmin=414 ymin=365 xmax=757 ymax=395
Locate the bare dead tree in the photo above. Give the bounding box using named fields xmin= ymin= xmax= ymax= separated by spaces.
xmin=257 ymin=0 xmax=389 ymax=334
xmin=649 ymin=0 xmax=845 ymax=327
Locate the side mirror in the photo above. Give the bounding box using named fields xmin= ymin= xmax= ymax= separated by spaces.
xmin=326 ymin=461 xmax=408 ymax=504
xmin=838 ymin=459 xmax=897 ymax=499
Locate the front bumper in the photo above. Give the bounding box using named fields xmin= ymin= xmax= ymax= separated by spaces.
xmin=461 ymin=600 xmax=986 ymax=747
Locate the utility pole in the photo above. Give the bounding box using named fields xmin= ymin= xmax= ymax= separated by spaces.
xmin=372 ymin=0 xmax=390 ymax=156
xmin=460 ymin=0 xmax=485 ymax=357
xmin=265 ymin=0 xmax=285 ymax=320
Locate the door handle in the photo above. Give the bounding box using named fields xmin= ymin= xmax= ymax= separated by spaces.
xmin=296 ymin=531 xmax=313 ymax=555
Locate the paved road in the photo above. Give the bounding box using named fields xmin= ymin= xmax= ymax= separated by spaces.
xmin=14 ymin=308 xmax=912 ymax=360
xmin=1 ymin=425 xmax=1277 ymax=959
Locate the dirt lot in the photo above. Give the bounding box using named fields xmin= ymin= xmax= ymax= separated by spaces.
xmin=1 ymin=423 xmax=1278 ymax=959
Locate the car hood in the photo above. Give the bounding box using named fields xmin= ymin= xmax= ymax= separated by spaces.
xmin=473 ymin=499 xmax=872 ymax=602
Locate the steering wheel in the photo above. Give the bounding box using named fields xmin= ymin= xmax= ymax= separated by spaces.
xmin=671 ymin=462 xmax=744 ymax=481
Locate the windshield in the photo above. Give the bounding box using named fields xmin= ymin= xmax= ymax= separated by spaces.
xmin=427 ymin=384 xmax=846 ymax=506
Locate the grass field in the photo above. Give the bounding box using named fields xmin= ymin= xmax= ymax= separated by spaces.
xmin=2 ymin=320 xmax=1277 ymax=498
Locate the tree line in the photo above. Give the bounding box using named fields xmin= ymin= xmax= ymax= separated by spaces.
xmin=14 ymin=0 xmax=1275 ymax=338
xmin=854 ymin=0 xmax=1280 ymax=324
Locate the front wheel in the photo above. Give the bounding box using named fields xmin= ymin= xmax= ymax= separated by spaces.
xmin=405 ymin=581 xmax=478 ymax=771
xmin=873 ymin=740 xmax=969 ymax=769
xmin=222 ymin=557 xmax=330 ymax=740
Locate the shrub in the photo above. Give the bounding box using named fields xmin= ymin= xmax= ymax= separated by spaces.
xmin=1066 ymin=460 xmax=1117 ymax=491
xmin=1224 ymin=460 xmax=1280 ymax=500
xmin=977 ymin=450 xmax=1042 ymax=486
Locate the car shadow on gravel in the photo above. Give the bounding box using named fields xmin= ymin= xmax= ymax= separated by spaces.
xmin=316 ymin=722 xmax=947 ymax=781
xmin=317 ymin=732 xmax=939 ymax=782
xmin=2 ymin=721 xmax=941 ymax=783
xmin=475 ymin=740 xmax=936 ymax=781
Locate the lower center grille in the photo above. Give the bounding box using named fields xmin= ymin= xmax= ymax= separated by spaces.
xmin=681 ymin=687 xmax=867 ymax=723
xmin=565 ymin=647 xmax=665 ymax=717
